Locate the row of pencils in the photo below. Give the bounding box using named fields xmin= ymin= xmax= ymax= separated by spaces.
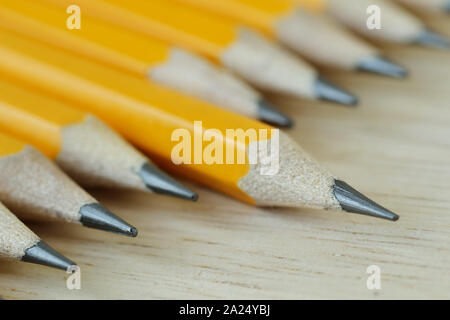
xmin=0 ymin=0 xmax=448 ymax=273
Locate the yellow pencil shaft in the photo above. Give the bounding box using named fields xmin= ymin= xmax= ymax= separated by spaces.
xmin=0 ymin=0 xmax=170 ymax=76
xmin=0 ymin=131 xmax=26 ymax=157
xmin=0 ymin=30 xmax=273 ymax=203
xmin=0 ymin=79 xmax=86 ymax=158
xmin=176 ymin=0 xmax=327 ymax=26
xmin=174 ymin=0 xmax=298 ymax=35
xmin=42 ymin=0 xmax=239 ymax=60
xmin=293 ymin=0 xmax=327 ymax=11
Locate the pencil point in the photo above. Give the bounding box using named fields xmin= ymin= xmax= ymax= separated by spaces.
xmin=80 ymin=203 xmax=139 ymax=237
xmin=22 ymin=241 xmax=76 ymax=271
xmin=414 ymin=29 xmax=450 ymax=49
xmin=333 ymin=180 xmax=399 ymax=221
xmin=258 ymin=99 xmax=294 ymax=128
xmin=139 ymin=163 xmax=198 ymax=201
xmin=358 ymin=56 xmax=408 ymax=78
xmin=315 ymin=77 xmax=358 ymax=106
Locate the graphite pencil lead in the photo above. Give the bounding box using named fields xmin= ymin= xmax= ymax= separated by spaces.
xmin=333 ymin=180 xmax=399 ymax=221
xmin=415 ymin=29 xmax=450 ymax=49
xmin=22 ymin=240 xmax=76 ymax=271
xmin=79 ymin=203 xmax=139 ymax=237
xmin=258 ymin=99 xmax=294 ymax=128
xmin=315 ymin=77 xmax=358 ymax=106
xmin=139 ymin=163 xmax=198 ymax=201
xmin=357 ymin=56 xmax=408 ymax=78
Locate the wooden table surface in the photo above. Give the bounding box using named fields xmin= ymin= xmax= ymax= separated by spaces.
xmin=1 ymin=13 xmax=449 ymax=300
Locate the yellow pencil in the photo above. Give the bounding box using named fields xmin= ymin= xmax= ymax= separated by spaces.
xmin=40 ymin=0 xmax=357 ymax=105
xmin=0 ymin=0 xmax=292 ymax=126
xmin=0 ymin=201 xmax=76 ymax=271
xmin=173 ymin=0 xmax=407 ymax=77
xmin=0 ymin=78 xmax=197 ymax=200
xmin=322 ymin=0 xmax=450 ymax=48
xmin=0 ymin=29 xmax=399 ymax=221
xmin=0 ymin=131 xmax=138 ymax=237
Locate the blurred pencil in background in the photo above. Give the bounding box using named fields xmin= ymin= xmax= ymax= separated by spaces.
xmin=0 ymin=0 xmax=292 ymax=127
xmin=0 ymin=201 xmax=76 ymax=271
xmin=0 ymin=79 xmax=198 ymax=201
xmin=324 ymin=0 xmax=450 ymax=48
xmin=395 ymin=0 xmax=450 ymax=13
xmin=0 ymin=132 xmax=138 ymax=237
xmin=173 ymin=0 xmax=407 ymax=78
xmin=42 ymin=0 xmax=358 ymax=105
xmin=0 ymin=31 xmax=399 ymax=221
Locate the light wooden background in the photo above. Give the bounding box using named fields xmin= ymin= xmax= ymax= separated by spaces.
xmin=0 ymin=12 xmax=449 ymax=300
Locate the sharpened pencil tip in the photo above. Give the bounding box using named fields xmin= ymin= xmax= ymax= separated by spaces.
xmin=22 ymin=241 xmax=76 ymax=271
xmin=258 ymin=99 xmax=294 ymax=128
xmin=414 ymin=29 xmax=450 ymax=49
xmin=358 ymin=55 xmax=408 ymax=78
xmin=80 ymin=203 xmax=139 ymax=237
xmin=139 ymin=163 xmax=198 ymax=201
xmin=315 ymin=77 xmax=358 ymax=106
xmin=333 ymin=180 xmax=399 ymax=221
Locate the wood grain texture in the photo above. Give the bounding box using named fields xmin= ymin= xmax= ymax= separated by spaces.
xmin=0 ymin=14 xmax=449 ymax=300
